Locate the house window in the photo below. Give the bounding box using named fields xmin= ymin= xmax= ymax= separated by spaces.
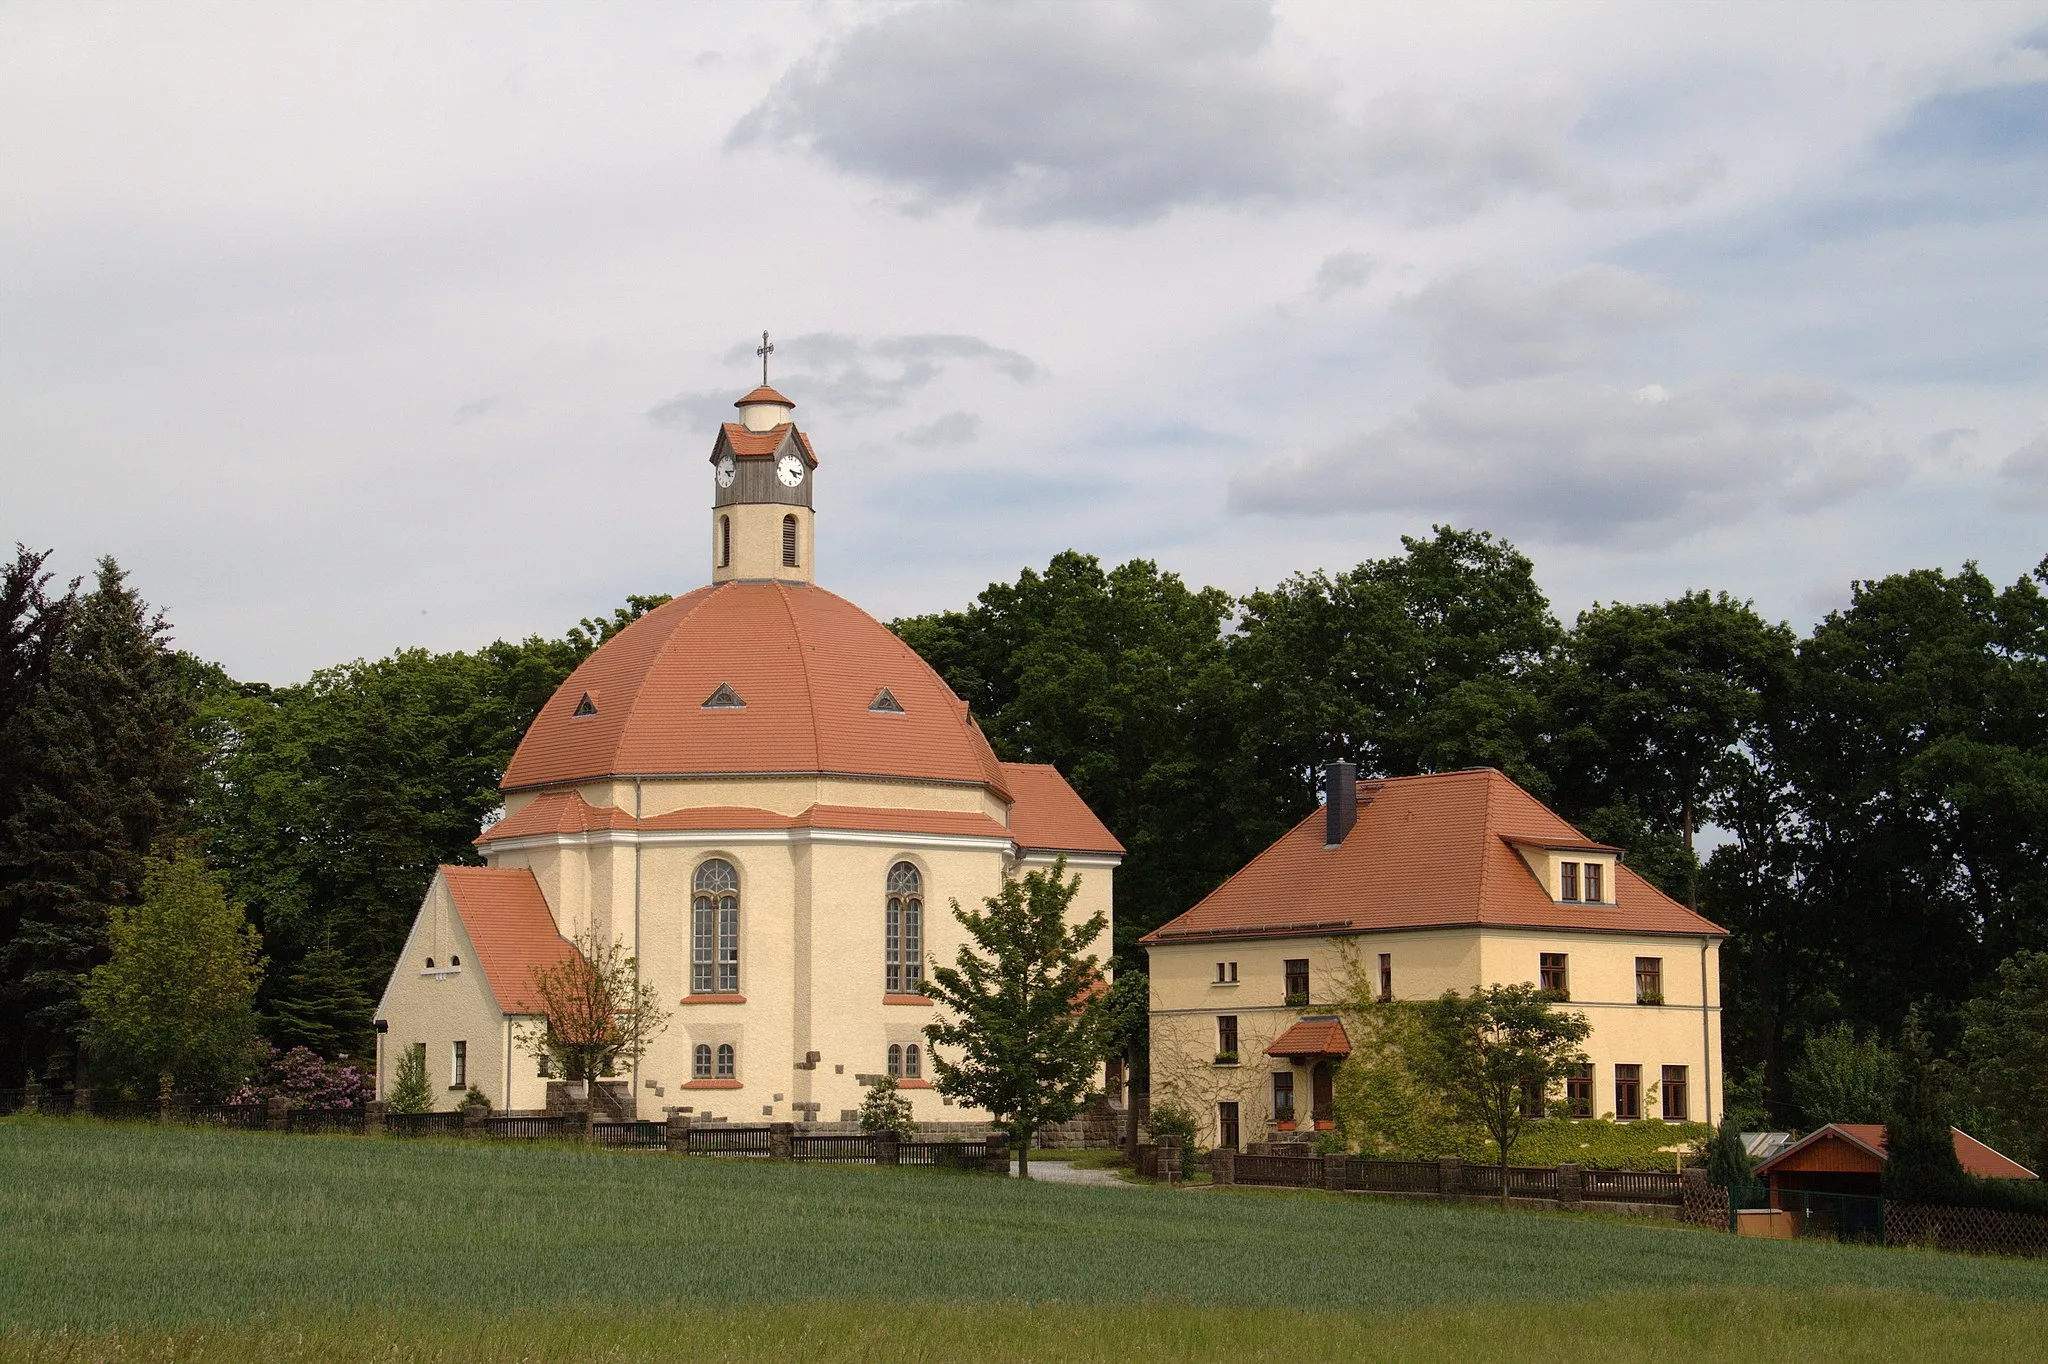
xmin=537 ymin=1053 xmax=552 ymax=1079
xmin=451 ymin=1040 xmax=467 ymax=1089
xmin=1567 ymin=1064 xmax=1593 ymax=1118
xmin=1218 ymin=1101 xmax=1241 ymax=1152
xmin=693 ymin=1044 xmax=712 ymax=1079
xmin=1583 ymin=861 xmax=1604 ymax=902
xmin=1663 ymin=1066 xmax=1689 ymax=1121
xmin=782 ymin=514 xmax=798 ymax=567
xmin=1540 ymin=952 xmax=1569 ymax=997
xmin=1216 ymin=1015 xmax=1239 ymax=1062
xmin=885 ymin=862 xmax=923 ymax=993
xmin=1615 ymin=1064 xmax=1642 ymax=1121
xmin=1635 ymin=957 xmax=1664 ymax=1005
xmin=1559 ymin=861 xmax=1580 ymax=902
xmin=1215 ymin=961 xmax=1237 ymax=984
xmin=887 ymin=1044 xmax=902 ymax=1078
xmin=1272 ymin=1071 xmax=1295 ymax=1123
xmin=1378 ymin=953 xmax=1393 ymax=1002
xmin=1284 ymin=959 xmax=1309 ymax=1004
xmin=692 ymin=859 xmax=740 ymax=994
xmin=716 ymin=1043 xmax=735 ymax=1079
xmin=719 ymin=515 xmax=730 ymax=567
xmin=904 ymin=1044 xmax=921 ymax=1080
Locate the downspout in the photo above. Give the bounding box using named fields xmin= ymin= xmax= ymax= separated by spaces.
xmin=1699 ymin=938 xmax=1713 ymax=1127
xmin=502 ymin=1017 xmax=511 ymax=1113
xmin=632 ymin=777 xmax=644 ymax=1108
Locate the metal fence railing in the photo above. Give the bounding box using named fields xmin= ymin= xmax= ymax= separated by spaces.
xmin=284 ymin=1107 xmax=367 ymax=1135
xmin=792 ymin=1133 xmax=875 ymax=1162
xmin=1346 ymin=1158 xmax=1441 ymax=1193
xmin=686 ymin=1124 xmax=774 ymax=1157
xmin=1235 ymin=1154 xmax=1324 ymax=1187
xmin=385 ymin=1111 xmax=465 ymax=1138
xmin=184 ymin=1102 xmax=268 ymax=1129
xmin=1582 ymin=1169 xmax=1684 ymax=1204
xmin=592 ymin=1120 xmax=666 ymax=1149
xmin=901 ymin=1139 xmax=983 ymax=1169
xmin=481 ymin=1115 xmax=580 ymax=1140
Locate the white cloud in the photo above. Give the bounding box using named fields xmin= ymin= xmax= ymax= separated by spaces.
xmin=1229 ymin=375 xmax=1872 ymax=542
xmin=730 ymin=2 xmax=1642 ymax=225
xmin=1406 ymin=265 xmax=1688 ymax=386
xmin=1311 ymin=251 xmax=1376 ymax=300
xmin=2000 ymin=431 xmax=2048 ymax=505
xmin=899 ymin=412 xmax=980 ymax=447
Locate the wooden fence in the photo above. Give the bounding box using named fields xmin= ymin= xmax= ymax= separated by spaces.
xmin=1216 ymin=1152 xmax=1685 ymax=1208
xmin=1885 ymin=1202 xmax=2048 ymax=1259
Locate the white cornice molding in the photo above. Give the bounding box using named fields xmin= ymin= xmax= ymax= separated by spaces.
xmin=481 ymin=826 xmax=1017 ymax=857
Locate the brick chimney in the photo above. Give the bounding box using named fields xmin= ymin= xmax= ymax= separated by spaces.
xmin=1325 ymin=760 xmax=1358 ymax=847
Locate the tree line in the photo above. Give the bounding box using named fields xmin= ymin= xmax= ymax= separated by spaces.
xmin=4 ymin=531 xmax=2045 ymax=1163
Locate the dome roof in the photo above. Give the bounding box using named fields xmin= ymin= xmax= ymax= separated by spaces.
xmin=501 ymin=582 xmax=1011 ymax=796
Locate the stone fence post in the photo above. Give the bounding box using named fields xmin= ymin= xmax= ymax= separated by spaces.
xmin=1210 ymin=1147 xmax=1236 ymax=1186
xmin=365 ymin=1100 xmax=388 ymax=1135
xmin=1438 ymin=1156 xmax=1463 ymax=1197
xmin=1557 ymin=1163 xmax=1584 ymax=1210
xmin=665 ymin=1110 xmax=691 ymax=1154
xmin=1159 ymin=1137 xmax=1182 ymax=1185
xmin=72 ymin=1087 xmax=93 ymax=1118
xmin=875 ymin=1130 xmax=901 ymax=1166
xmin=983 ymin=1134 xmax=1009 ymax=1174
xmin=461 ymin=1105 xmax=486 ymax=1135
xmin=1323 ymin=1153 xmax=1348 ymax=1192
xmin=769 ymin=1121 xmax=794 ymax=1160
xmin=265 ymin=1094 xmax=290 ymax=1133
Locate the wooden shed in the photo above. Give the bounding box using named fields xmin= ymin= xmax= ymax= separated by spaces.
xmin=1753 ymin=1123 xmax=2038 ymax=1204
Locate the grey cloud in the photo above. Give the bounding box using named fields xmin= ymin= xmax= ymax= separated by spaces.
xmin=2000 ymin=431 xmax=2048 ymax=505
xmin=1923 ymin=427 xmax=1976 ymax=461
xmin=645 ymin=389 xmax=738 ymax=431
xmin=720 ymin=332 xmax=1039 ymax=415
xmin=899 ymin=412 xmax=980 ymax=447
xmin=1229 ymin=375 xmax=1866 ymax=542
xmin=452 ymin=396 xmax=502 ymax=424
xmin=730 ymin=2 xmax=1608 ymax=225
xmin=1312 ymin=251 xmax=1376 ymax=300
xmin=1408 ymin=265 xmax=1688 ymax=386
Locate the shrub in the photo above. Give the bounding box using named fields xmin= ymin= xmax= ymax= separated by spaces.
xmin=1787 ymin=1024 xmax=1898 ymax=1126
xmin=1144 ymin=1102 xmax=1199 ymax=1153
xmin=229 ymin=1046 xmax=372 ymax=1109
xmin=1704 ymin=1116 xmax=1754 ymax=1190
xmin=460 ymin=1085 xmax=492 ymax=1116
xmin=388 ymin=1044 xmax=432 ymax=1115
xmin=857 ymin=1076 xmax=915 ymax=1135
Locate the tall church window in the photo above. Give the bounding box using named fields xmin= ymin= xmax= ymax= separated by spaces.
xmin=693 ymin=859 xmax=740 ymax=994
xmin=885 ymin=861 xmax=923 ymax=993
xmin=716 ymin=1043 xmax=735 ymax=1079
xmin=782 ymin=514 xmax=798 ymax=567
xmin=887 ymin=1044 xmax=902 ymax=1077
xmin=903 ymin=1043 xmax=921 ymax=1080
xmin=720 ymin=515 xmax=731 ymax=568
xmin=693 ymin=1044 xmax=712 ymax=1079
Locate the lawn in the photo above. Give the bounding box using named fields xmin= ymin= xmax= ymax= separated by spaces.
xmin=4 ymin=1117 xmax=2046 ymax=1361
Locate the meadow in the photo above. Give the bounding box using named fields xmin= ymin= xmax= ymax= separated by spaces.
xmin=3 ymin=1117 xmax=2046 ymax=1361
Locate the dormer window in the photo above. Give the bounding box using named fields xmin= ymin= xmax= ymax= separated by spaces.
xmin=572 ymin=693 xmax=598 ymax=718
xmin=1583 ymin=861 xmax=1604 ymax=903
xmin=870 ymin=687 xmax=905 ymax=714
xmin=1559 ymin=861 xmax=1579 ymax=902
xmin=702 ymin=683 xmax=746 ymax=709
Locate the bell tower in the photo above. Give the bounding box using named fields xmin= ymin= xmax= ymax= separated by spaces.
xmin=708 ymin=333 xmax=816 ymax=585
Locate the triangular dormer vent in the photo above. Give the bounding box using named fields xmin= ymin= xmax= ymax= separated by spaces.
xmin=702 ymin=683 xmax=746 ymax=710
xmin=572 ymin=693 xmax=598 ymax=718
xmin=869 ymin=687 xmax=905 ymax=714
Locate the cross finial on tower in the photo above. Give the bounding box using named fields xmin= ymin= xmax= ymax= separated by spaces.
xmin=757 ymin=330 xmax=774 ymax=385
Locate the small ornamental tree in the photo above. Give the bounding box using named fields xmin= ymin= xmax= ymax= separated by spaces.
xmin=1704 ymin=1115 xmax=1754 ymax=1191
xmin=858 ymin=1075 xmax=915 ymax=1135
xmin=1883 ymin=1010 xmax=1965 ymax=1205
xmin=521 ymin=933 xmax=671 ymax=1093
xmin=81 ymin=854 xmax=264 ymax=1106
xmin=922 ymin=856 xmax=1109 ymax=1177
xmin=388 ymin=1043 xmax=432 ymax=1114
xmin=1418 ymin=983 xmax=1591 ymax=1207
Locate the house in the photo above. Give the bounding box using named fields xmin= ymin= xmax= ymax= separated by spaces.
xmin=373 ymin=377 xmax=1124 ymax=1117
xmin=1141 ymin=762 xmax=1726 ymax=1149
xmin=1752 ymin=1123 xmax=2039 ymax=1203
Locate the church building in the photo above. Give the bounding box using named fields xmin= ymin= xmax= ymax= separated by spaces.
xmin=374 ymin=376 xmax=1123 ymax=1121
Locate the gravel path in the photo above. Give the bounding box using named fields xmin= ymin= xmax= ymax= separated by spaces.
xmin=1012 ymin=1159 xmax=1131 ymax=1186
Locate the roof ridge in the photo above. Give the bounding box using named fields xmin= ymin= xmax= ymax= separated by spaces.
xmin=1475 ymin=769 xmax=1502 ymax=918
xmin=774 ymin=580 xmax=823 ymax=766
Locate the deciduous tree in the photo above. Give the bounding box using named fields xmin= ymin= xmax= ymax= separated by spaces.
xmin=522 ymin=933 xmax=670 ymax=1093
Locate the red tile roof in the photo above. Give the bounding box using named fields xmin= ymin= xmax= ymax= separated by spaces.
xmin=1266 ymin=1017 xmax=1352 ymax=1058
xmin=735 ymin=385 xmax=794 ymax=408
xmin=1754 ymin=1124 xmax=2039 ymax=1181
xmin=440 ymin=866 xmax=581 ymax=1015
xmin=477 ymin=790 xmax=1013 ymax=846
xmin=1001 ymin=762 xmax=1124 ymax=855
xmin=1140 ymin=769 xmax=1724 ymax=945
xmin=500 ymin=583 xmax=1014 ymax=798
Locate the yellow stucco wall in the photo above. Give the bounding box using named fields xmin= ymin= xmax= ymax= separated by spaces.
xmin=1148 ymin=926 xmax=1722 ymax=1147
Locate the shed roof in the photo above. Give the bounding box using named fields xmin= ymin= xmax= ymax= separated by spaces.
xmin=1752 ymin=1123 xmax=2039 ymax=1181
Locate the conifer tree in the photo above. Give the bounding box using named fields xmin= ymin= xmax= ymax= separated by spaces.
xmin=267 ymin=944 xmax=376 ymax=1058
xmin=388 ymin=1043 xmax=432 ymax=1115
xmin=0 ymin=559 xmax=193 ymax=1085
xmin=921 ymin=857 xmax=1109 ymax=1176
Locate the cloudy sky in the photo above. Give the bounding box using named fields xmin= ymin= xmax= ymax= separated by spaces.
xmin=5 ymin=1 xmax=2046 ymax=682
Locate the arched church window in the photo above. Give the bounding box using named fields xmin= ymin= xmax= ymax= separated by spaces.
xmin=887 ymin=1044 xmax=903 ymax=1078
xmin=720 ymin=515 xmax=731 ymax=568
xmin=692 ymin=859 xmax=740 ymax=994
xmin=904 ymin=1044 xmax=921 ymax=1080
xmin=782 ymin=514 xmax=798 ymax=567
xmin=885 ymin=861 xmax=923 ymax=994
xmin=716 ymin=1043 xmax=735 ymax=1079
xmin=693 ymin=1044 xmax=712 ymax=1079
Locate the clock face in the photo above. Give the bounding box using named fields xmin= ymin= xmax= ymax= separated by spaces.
xmin=715 ymin=453 xmax=736 ymax=488
xmin=776 ymin=452 xmax=806 ymax=487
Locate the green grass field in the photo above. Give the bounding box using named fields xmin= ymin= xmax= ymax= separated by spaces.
xmin=3 ymin=1117 xmax=2045 ymax=1361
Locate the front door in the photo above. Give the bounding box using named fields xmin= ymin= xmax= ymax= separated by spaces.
xmin=1218 ymin=1101 xmax=1240 ymax=1151
xmin=1312 ymin=1061 xmax=1335 ymax=1124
